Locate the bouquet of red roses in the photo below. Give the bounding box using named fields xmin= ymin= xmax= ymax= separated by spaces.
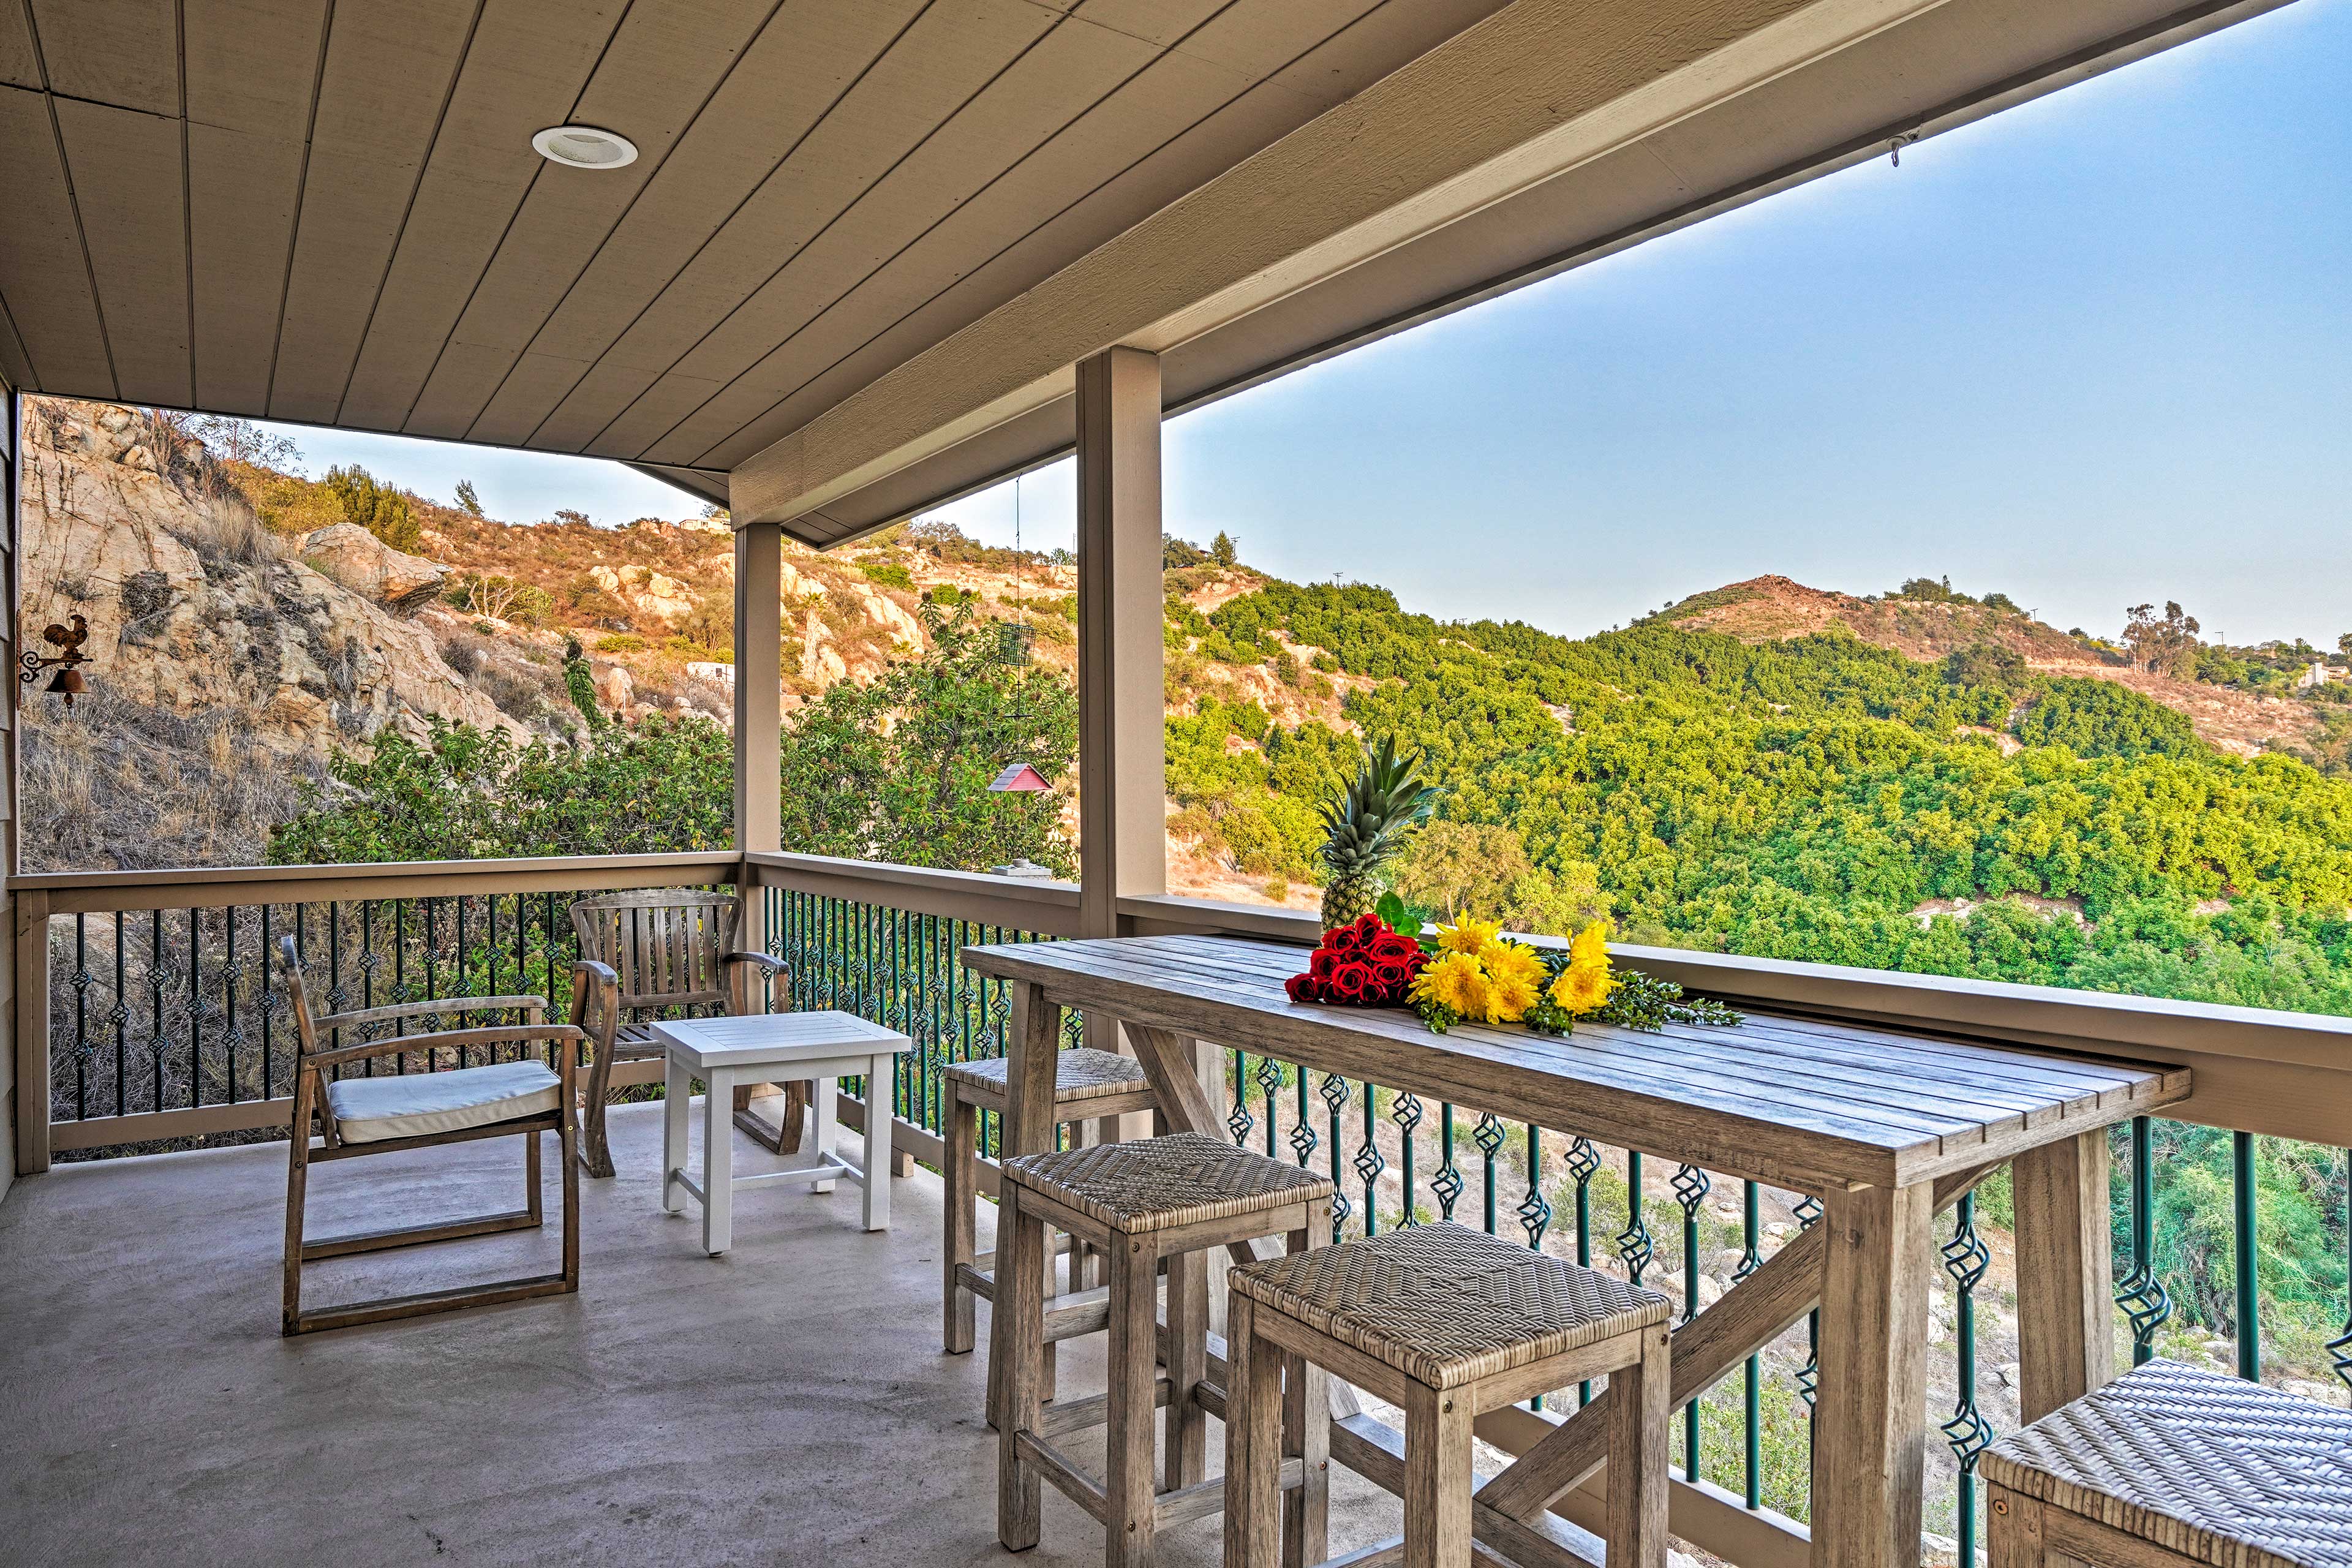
xmin=1286 ymin=912 xmax=1426 ymax=1007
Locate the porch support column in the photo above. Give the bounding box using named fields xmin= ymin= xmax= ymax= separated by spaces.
xmin=1076 ymin=347 xmax=1166 ymax=1159
xmin=733 ymin=518 xmax=782 ymax=935
xmin=1075 ymin=346 xmax=1166 ymax=938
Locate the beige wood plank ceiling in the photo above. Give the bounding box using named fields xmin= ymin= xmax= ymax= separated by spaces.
xmin=0 ymin=0 xmax=1510 ymax=501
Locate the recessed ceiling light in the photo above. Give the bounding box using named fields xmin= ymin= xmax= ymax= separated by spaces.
xmin=531 ymin=125 xmax=637 ymax=170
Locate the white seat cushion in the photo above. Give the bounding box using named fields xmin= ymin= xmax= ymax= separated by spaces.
xmin=326 ymin=1059 xmax=562 ymax=1144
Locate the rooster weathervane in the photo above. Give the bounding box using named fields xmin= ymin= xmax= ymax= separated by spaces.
xmin=21 ymin=613 xmax=91 ymax=709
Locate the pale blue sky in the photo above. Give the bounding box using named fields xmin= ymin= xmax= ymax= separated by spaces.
xmin=265 ymin=0 xmax=2351 ymax=648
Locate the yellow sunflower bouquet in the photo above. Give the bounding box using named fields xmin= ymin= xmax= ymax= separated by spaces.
xmin=1408 ymin=917 xmax=1617 ymax=1034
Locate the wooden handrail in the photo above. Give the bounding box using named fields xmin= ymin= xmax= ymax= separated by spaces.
xmin=17 ymin=853 xmax=2352 ymax=1147
xmin=744 ymin=850 xmax=1083 ymax=937
xmin=10 ymin=850 xmax=744 ymax=913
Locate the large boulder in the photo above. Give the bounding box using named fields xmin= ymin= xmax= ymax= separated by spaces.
xmin=298 ymin=522 xmax=448 ymax=613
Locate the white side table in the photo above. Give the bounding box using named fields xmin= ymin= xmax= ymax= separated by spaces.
xmin=652 ymin=1011 xmax=911 ymax=1254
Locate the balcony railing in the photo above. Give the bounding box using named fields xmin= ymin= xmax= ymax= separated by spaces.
xmin=13 ymin=851 xmax=2352 ymax=1568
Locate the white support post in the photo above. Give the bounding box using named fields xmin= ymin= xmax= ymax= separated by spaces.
xmin=1075 ymin=347 xmax=1167 ymax=937
xmin=1075 ymin=348 xmax=1167 ymax=1155
xmin=731 ymin=518 xmax=788 ymax=1134
xmin=733 ymin=518 xmax=783 ymax=918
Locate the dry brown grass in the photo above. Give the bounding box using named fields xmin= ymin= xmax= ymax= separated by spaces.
xmin=19 ymin=687 xmax=313 ymax=872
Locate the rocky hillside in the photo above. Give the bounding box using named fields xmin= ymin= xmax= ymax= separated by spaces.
xmin=1655 ymin=573 xmax=2325 ymax=756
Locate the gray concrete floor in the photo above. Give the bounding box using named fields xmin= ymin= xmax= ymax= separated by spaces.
xmin=0 ymin=1101 xmax=1403 ymax=1567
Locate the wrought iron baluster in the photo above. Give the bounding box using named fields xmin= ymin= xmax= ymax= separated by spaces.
xmin=258 ymin=906 xmax=271 ymax=1102
xmin=1228 ymin=1049 xmax=1254 ymax=1144
xmin=1290 ymin=1069 xmax=1316 ymax=1167
xmin=1618 ymin=1151 xmax=1652 ymax=1286
xmin=1321 ymin=1074 xmax=1352 ymax=1234
xmin=1518 ymin=1125 xmax=1550 ymax=1410
xmin=1394 ymin=1091 xmax=1423 ymax=1225
xmin=1257 ymin=1054 xmax=1282 ymax=1159
xmin=1672 ymin=1163 xmax=1710 ymax=1478
xmin=1566 ymin=1136 xmax=1599 ymax=1403
xmin=1357 ymin=1087 xmax=1384 ymax=1237
xmin=2116 ymin=1114 xmax=2171 ymax=1366
xmin=2234 ymin=1130 xmax=2260 ymax=1380
xmin=2331 ymin=1146 xmax=2352 ymax=1393
xmin=1472 ymin=1111 xmax=1506 ymax=1234
xmin=112 ymin=910 xmax=129 ymax=1117
xmin=222 ymin=905 xmax=242 ymax=1102
xmin=1736 ymin=1180 xmax=1763 ymax=1510
xmin=1795 ymin=1193 xmax=1822 ymax=1414
xmin=186 ymin=907 xmax=201 ymax=1102
xmin=1432 ymin=1105 xmax=1463 ymax=1221
xmin=151 ymin=908 xmax=167 ymax=1109
xmin=72 ymin=913 xmax=91 ymax=1121
xmin=1941 ymin=1192 xmax=1994 ymax=1568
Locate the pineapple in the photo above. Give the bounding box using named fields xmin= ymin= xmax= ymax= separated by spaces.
xmin=1317 ymin=736 xmax=1438 ymax=929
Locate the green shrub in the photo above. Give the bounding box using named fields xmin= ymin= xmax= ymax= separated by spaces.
xmin=324 ymin=464 xmax=420 ymax=551
xmin=595 ymin=633 xmax=648 ymax=654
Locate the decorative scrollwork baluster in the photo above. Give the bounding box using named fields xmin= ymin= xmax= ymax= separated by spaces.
xmin=1672 ymin=1163 xmax=1711 ymax=1480
xmin=1355 ymin=1087 xmax=1385 ymax=1237
xmin=1393 ymin=1091 xmax=1423 ymax=1224
xmin=1795 ymin=1192 xmax=1823 ymax=1413
xmin=1472 ymin=1112 xmax=1507 ymax=1233
xmin=1942 ymin=1191 xmax=1996 ymax=1568
xmin=2116 ymin=1114 xmax=2173 ymax=1367
xmin=1320 ymin=1074 xmax=1352 ymax=1234
xmin=1256 ymin=1054 xmax=1284 ymax=1159
xmin=1618 ymin=1150 xmax=1653 ymax=1285
xmin=1431 ymin=1105 xmax=1463 ymax=1221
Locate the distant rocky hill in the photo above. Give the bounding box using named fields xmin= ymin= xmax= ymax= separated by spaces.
xmin=1654 ymin=573 xmax=2322 ymax=757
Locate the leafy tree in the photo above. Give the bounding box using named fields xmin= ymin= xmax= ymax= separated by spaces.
xmin=323 ymin=464 xmax=421 ymax=551
xmin=1943 ymin=641 xmax=2026 ymax=692
xmin=2015 ymin=678 xmax=2196 ymax=757
xmin=1896 ymin=575 xmax=1956 ymax=601
xmin=194 ymin=415 xmax=300 ymax=469
xmin=447 ymin=572 xmax=553 ymax=626
xmin=776 ymin=603 xmax=1078 ymax=875
xmin=268 ymin=714 xmax=734 ymax=864
xmin=676 ymin=597 xmax=734 ymax=655
xmin=1210 ymin=531 xmax=1238 ymax=568
xmin=453 ymin=479 xmax=484 ymax=516
xmin=563 ymin=637 xmax=603 ymax=731
xmin=2122 ymin=600 xmax=2202 ymax=676
xmin=552 ymin=507 xmax=591 ymax=528
xmin=1163 ymin=534 xmax=1210 ymax=569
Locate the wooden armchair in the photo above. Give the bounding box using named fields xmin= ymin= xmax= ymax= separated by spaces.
xmin=278 ymin=935 xmax=582 ymax=1336
xmin=567 ymin=889 xmax=793 ymax=1178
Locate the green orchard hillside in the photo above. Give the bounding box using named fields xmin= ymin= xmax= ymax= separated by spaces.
xmin=1164 ymin=571 xmax=2352 ymax=1021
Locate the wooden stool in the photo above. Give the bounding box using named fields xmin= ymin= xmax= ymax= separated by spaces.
xmin=943 ymin=1047 xmax=1157 ymax=1352
xmin=997 ymin=1131 xmax=1337 ymax=1568
xmin=1983 ymin=1357 xmax=2352 ymax=1568
xmin=1225 ymin=1219 xmax=1673 ymax=1568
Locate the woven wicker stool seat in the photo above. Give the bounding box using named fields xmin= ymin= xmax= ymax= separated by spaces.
xmin=995 ymin=1134 xmax=1335 ymax=1567
xmin=1001 ymin=1131 xmax=1336 ymax=1234
xmin=941 ymin=1048 xmax=1159 ymax=1414
xmin=945 ymin=1044 xmax=1148 ymax=1103
xmin=1224 ymin=1221 xmax=1673 ymax=1568
xmin=1983 ymin=1358 xmax=2352 ymax=1568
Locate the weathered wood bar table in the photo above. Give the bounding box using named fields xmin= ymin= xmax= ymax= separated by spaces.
xmin=962 ymin=933 xmax=2191 ymax=1568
